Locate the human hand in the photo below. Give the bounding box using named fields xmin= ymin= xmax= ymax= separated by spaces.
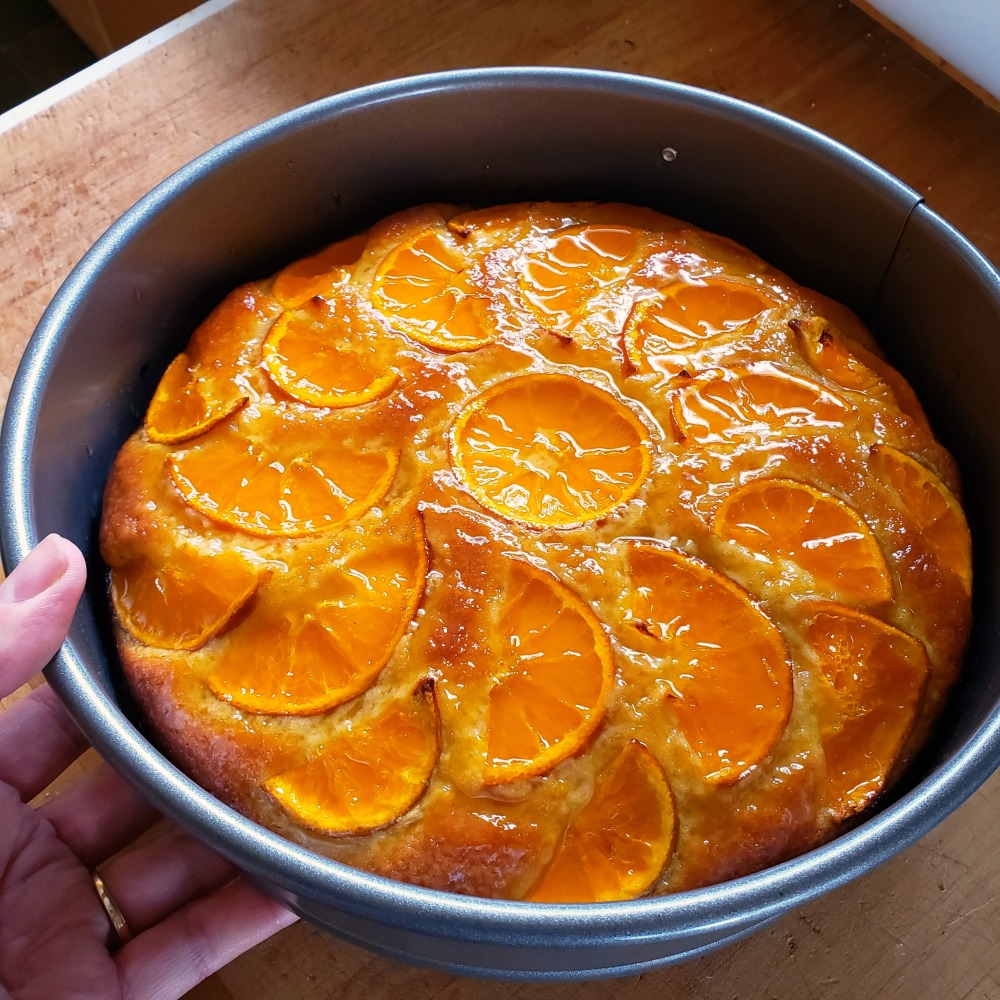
xmin=0 ymin=535 xmax=297 ymax=1000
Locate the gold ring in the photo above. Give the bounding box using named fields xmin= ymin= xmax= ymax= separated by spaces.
xmin=91 ymin=871 xmax=133 ymax=950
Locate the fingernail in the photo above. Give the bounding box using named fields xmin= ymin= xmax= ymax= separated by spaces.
xmin=0 ymin=535 xmax=71 ymax=605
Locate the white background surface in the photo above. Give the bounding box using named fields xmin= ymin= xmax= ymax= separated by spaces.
xmin=868 ymin=0 xmax=1000 ymax=102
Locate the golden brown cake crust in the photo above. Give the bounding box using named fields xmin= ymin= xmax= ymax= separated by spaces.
xmin=101 ymin=202 xmax=972 ymax=901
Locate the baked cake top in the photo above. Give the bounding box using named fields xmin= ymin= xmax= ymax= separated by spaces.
xmin=100 ymin=202 xmax=971 ymax=902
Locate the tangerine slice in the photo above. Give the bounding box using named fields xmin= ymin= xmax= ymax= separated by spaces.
xmin=671 ymin=367 xmax=851 ymax=445
xmin=520 ymin=223 xmax=646 ymax=330
xmin=623 ymin=279 xmax=777 ymax=374
xmin=262 ymin=298 xmax=398 ymax=408
xmin=263 ymin=680 xmax=440 ymax=835
xmin=208 ymin=514 xmax=427 ymax=714
xmin=714 ymin=478 xmax=892 ymax=607
xmin=187 ymin=286 xmax=281 ymax=366
xmin=110 ymin=544 xmax=258 ymax=651
xmin=371 ymin=226 xmax=494 ymax=352
xmin=446 ymin=202 xmax=565 ymax=246
xmin=793 ymin=316 xmax=883 ymax=393
xmin=529 ymin=741 xmax=675 ymax=902
xmin=805 ymin=602 xmax=929 ymax=818
xmin=624 ymin=542 xmax=792 ymax=783
xmin=870 ymin=445 xmax=972 ymax=591
xmin=272 ymin=232 xmax=368 ymax=309
xmin=145 ymin=353 xmax=249 ymax=444
xmin=145 ymin=287 xmax=280 ymax=443
xmin=170 ymin=429 xmax=398 ymax=537
xmin=450 ymin=373 xmax=653 ymax=529
xmin=484 ymin=561 xmax=614 ymax=784
xmin=792 ymin=316 xmax=929 ymax=429
xmin=664 ymin=226 xmax=766 ymax=272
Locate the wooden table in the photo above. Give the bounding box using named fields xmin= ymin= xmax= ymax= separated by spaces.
xmin=3 ymin=1 xmax=1000 ymax=997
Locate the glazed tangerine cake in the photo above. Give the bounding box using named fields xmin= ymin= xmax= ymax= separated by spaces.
xmin=100 ymin=202 xmax=972 ymax=901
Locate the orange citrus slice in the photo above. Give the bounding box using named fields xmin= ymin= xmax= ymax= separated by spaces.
xmin=805 ymin=602 xmax=929 ymax=818
xmin=145 ymin=287 xmax=280 ymax=444
xmin=450 ymin=373 xmax=653 ymax=529
xmin=110 ymin=544 xmax=258 ymax=651
xmin=529 ymin=741 xmax=675 ymax=902
xmin=624 ymin=542 xmax=792 ymax=783
xmin=170 ymin=429 xmax=398 ymax=537
xmin=671 ymin=367 xmax=851 ymax=445
xmin=484 ymin=561 xmax=614 ymax=785
xmin=792 ymin=316 xmax=929 ymax=430
xmin=623 ymin=279 xmax=777 ymax=374
xmin=272 ymin=232 xmax=368 ymax=309
xmin=371 ymin=226 xmax=494 ymax=352
xmin=870 ymin=445 xmax=972 ymax=591
xmin=446 ymin=202 xmax=561 ymax=246
xmin=520 ymin=223 xmax=646 ymax=331
xmin=208 ymin=514 xmax=427 ymax=714
xmin=262 ymin=297 xmax=398 ymax=407
xmin=714 ymin=478 xmax=892 ymax=607
xmin=653 ymin=226 xmax=766 ymax=273
xmin=145 ymin=352 xmax=249 ymax=444
xmin=793 ymin=316 xmax=884 ymax=393
xmin=263 ymin=680 xmax=440 ymax=835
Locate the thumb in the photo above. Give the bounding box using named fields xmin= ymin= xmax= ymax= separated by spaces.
xmin=0 ymin=535 xmax=88 ymax=697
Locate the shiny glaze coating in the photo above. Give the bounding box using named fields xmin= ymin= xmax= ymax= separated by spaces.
xmin=100 ymin=201 xmax=971 ymax=901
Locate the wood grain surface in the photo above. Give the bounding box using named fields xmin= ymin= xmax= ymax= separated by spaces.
xmin=2 ymin=1 xmax=1000 ymax=997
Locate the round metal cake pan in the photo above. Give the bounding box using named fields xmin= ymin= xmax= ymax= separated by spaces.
xmin=3 ymin=68 xmax=1000 ymax=981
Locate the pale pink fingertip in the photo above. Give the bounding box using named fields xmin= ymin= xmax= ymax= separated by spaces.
xmin=0 ymin=534 xmax=86 ymax=606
